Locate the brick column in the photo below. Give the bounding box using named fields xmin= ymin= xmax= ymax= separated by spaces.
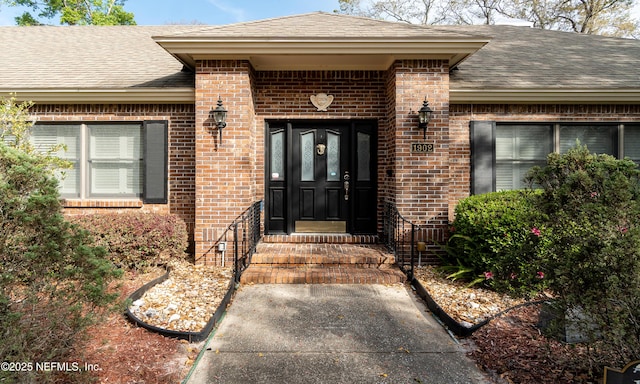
xmin=389 ymin=60 xmax=450 ymax=244
xmin=194 ymin=60 xmax=257 ymax=263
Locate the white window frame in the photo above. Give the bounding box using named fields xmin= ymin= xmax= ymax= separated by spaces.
xmin=33 ymin=123 xmax=144 ymax=199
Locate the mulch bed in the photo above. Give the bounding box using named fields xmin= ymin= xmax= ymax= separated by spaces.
xmin=75 ymin=264 xmax=605 ymax=383
xmin=76 ymin=268 xmax=197 ymax=384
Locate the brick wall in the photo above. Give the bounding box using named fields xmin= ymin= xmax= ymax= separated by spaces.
xmin=28 ymin=76 xmax=640 ymax=265
xmin=448 ymin=103 xmax=640 ymax=219
xmin=194 ymin=60 xmax=257 ymax=262
xmin=389 ymin=60 xmax=450 ymax=245
xmin=193 ymin=62 xmax=455 ymax=262
xmin=253 ymin=70 xmax=389 ymax=227
xmin=32 ymin=104 xmax=196 ymax=238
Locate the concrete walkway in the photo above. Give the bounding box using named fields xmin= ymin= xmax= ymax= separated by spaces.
xmin=185 ymin=284 xmax=490 ymax=384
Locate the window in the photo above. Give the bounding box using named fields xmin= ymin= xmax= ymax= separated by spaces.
xmin=31 ymin=121 xmax=168 ymax=202
xmin=623 ymin=125 xmax=640 ymax=163
xmin=32 ymin=125 xmax=81 ymax=196
xmin=89 ymin=125 xmax=142 ymax=197
xmin=472 ymin=121 xmax=633 ymax=193
xmin=559 ymin=125 xmax=616 ymax=154
xmin=496 ymin=125 xmax=552 ymax=190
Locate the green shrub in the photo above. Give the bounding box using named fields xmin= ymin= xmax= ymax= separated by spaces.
xmin=445 ymin=190 xmax=548 ymax=298
xmin=69 ymin=212 xmax=189 ymax=269
xmin=527 ymin=144 xmax=640 ymax=369
xmin=0 ymin=142 xmax=121 ymax=384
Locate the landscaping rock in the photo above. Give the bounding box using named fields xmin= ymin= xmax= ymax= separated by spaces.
xmin=128 ymin=261 xmax=232 ymax=332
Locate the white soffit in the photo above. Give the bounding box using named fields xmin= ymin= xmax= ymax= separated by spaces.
xmin=154 ymin=38 xmax=489 ymax=71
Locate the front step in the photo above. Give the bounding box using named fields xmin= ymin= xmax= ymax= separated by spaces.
xmin=241 ymin=243 xmax=407 ymax=284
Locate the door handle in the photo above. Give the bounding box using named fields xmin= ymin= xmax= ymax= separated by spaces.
xmin=343 ymin=171 xmax=350 ymax=201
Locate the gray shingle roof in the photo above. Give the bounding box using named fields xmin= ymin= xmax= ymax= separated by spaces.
xmin=447 ymin=25 xmax=640 ymax=90
xmin=0 ymin=25 xmax=197 ymax=89
xmin=1 ymin=12 xmax=640 ymax=100
xmin=159 ymin=12 xmax=482 ymax=40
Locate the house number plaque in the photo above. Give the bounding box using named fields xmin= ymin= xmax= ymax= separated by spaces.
xmin=411 ymin=143 xmax=435 ymax=153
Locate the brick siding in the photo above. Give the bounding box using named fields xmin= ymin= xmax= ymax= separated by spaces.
xmin=30 ymin=71 xmax=640 ymax=265
xmin=31 ymin=104 xmax=196 ymax=238
xmin=193 ymin=60 xmax=454 ymax=262
xmin=448 ymin=103 xmax=640 ymax=219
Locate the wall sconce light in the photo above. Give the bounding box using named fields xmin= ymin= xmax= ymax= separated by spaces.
xmin=418 ymin=98 xmax=433 ymax=140
xmin=211 ymin=96 xmax=227 ymax=142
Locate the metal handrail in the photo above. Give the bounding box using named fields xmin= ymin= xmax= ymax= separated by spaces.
xmin=209 ymin=201 xmax=263 ymax=283
xmin=381 ymin=201 xmax=426 ymax=280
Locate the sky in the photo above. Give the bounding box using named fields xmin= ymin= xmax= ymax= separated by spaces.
xmin=0 ymin=0 xmax=342 ymax=26
xmin=0 ymin=0 xmax=639 ymax=27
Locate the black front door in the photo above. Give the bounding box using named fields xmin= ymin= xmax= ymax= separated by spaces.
xmin=265 ymin=120 xmax=377 ymax=234
xmin=291 ymin=124 xmax=349 ymax=232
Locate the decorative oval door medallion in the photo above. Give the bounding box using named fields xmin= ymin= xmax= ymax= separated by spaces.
xmin=310 ymin=93 xmax=334 ymax=111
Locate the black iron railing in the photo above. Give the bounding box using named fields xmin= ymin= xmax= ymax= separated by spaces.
xmin=382 ymin=201 xmax=437 ymax=280
xmin=210 ymin=201 xmax=262 ymax=283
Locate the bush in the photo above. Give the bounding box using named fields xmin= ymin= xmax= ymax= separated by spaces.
xmin=527 ymin=144 xmax=640 ymax=369
xmin=445 ymin=190 xmax=548 ymax=298
xmin=69 ymin=212 xmax=189 ymax=270
xmin=0 ymin=142 xmax=121 ymax=384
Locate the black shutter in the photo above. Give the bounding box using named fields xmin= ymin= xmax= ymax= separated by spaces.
xmin=470 ymin=121 xmax=496 ymax=195
xmin=143 ymin=121 xmax=168 ymax=204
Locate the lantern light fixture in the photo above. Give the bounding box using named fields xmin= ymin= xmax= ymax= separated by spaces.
xmin=211 ymin=96 xmax=227 ymax=142
xmin=417 ymin=98 xmax=433 ymax=140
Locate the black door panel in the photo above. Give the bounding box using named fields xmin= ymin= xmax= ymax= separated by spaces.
xmin=265 ymin=120 xmax=377 ymax=235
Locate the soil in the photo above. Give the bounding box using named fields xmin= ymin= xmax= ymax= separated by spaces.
xmin=78 ymin=264 xmax=601 ymax=384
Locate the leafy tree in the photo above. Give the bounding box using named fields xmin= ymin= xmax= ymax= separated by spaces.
xmin=2 ymin=0 xmax=135 ymax=25
xmin=336 ymin=0 xmax=639 ymax=37
xmin=0 ymin=97 xmax=122 ymax=383
xmin=499 ymin=0 xmax=638 ymax=37
xmin=0 ymin=95 xmax=70 ymax=174
xmin=527 ymin=144 xmax=640 ymax=371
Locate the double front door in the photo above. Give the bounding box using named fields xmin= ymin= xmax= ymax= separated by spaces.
xmin=265 ymin=120 xmax=377 ymax=234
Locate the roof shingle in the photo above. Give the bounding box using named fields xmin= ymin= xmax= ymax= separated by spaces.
xmin=2 ymin=13 xmax=640 ymax=97
xmin=0 ymin=25 xmax=198 ymax=90
xmin=447 ymin=25 xmax=640 ymax=90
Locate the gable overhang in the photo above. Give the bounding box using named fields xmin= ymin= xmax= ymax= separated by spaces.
xmin=450 ymin=88 xmax=640 ymax=104
xmin=153 ymin=37 xmax=490 ymax=71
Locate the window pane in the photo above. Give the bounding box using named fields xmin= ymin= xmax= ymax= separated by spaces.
xmin=90 ymin=161 xmax=141 ymax=196
xmin=326 ymin=131 xmax=340 ymax=181
xmin=270 ymin=131 xmax=284 ymax=180
xmin=90 ymin=125 xmax=141 ymax=159
xmin=357 ymin=132 xmax=371 ymax=181
xmin=560 ymin=125 xmax=615 ymax=155
xmin=496 ymin=160 xmax=546 ymax=190
xmin=624 ymin=125 xmax=640 ymax=162
xmin=55 ymin=164 xmax=80 ymax=197
xmin=31 ymin=125 xmax=81 ymax=197
xmin=89 ymin=124 xmax=142 ymax=196
xmin=300 ymin=131 xmax=315 ymax=182
xmin=496 ymin=125 xmax=552 ymax=190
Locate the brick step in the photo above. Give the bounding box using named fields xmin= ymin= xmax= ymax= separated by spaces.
xmin=254 ymin=243 xmax=394 ymax=263
xmin=241 ymin=242 xmax=405 ymax=284
xmin=250 ymin=257 xmax=391 ymax=267
xmin=240 ymin=265 xmax=406 ymax=285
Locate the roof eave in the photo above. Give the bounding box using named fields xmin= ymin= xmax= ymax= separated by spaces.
xmin=0 ymin=88 xmax=195 ymax=104
xmin=154 ymin=38 xmax=490 ymax=70
xmin=450 ymin=88 xmax=640 ymax=104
